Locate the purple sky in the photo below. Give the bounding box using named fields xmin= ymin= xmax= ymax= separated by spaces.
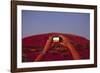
xmin=22 ymin=10 xmax=90 ymax=39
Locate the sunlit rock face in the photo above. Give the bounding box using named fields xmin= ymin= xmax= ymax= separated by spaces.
xmin=22 ymin=33 xmax=90 ymax=62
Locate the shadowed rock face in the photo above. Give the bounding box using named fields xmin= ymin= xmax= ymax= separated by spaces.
xmin=22 ymin=33 xmax=90 ymax=62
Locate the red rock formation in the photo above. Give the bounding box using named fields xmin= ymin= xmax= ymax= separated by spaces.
xmin=22 ymin=33 xmax=90 ymax=62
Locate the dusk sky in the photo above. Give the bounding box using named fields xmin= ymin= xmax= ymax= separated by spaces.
xmin=22 ymin=10 xmax=90 ymax=39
